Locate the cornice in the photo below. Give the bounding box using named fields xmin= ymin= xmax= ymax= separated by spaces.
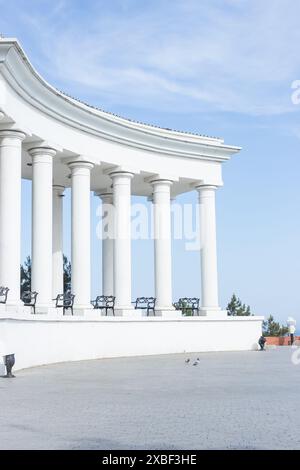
xmin=0 ymin=38 xmax=241 ymax=162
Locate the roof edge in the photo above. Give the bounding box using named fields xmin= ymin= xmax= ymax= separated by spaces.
xmin=0 ymin=37 xmax=241 ymax=158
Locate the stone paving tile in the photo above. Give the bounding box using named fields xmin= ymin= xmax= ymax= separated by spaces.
xmin=0 ymin=348 xmax=299 ymax=449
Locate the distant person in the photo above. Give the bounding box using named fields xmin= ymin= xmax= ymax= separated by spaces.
xmin=258 ymin=336 xmax=266 ymax=351
xmin=289 ymin=324 xmax=296 ymax=346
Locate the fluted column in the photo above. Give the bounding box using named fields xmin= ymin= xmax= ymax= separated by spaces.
xmin=197 ymin=185 xmax=220 ymax=314
xmin=0 ymin=130 xmax=25 ymax=305
xmin=52 ymin=185 xmax=64 ymax=298
xmin=110 ymin=171 xmax=133 ymax=313
xmin=150 ymin=179 xmax=175 ymax=314
xmin=97 ymin=193 xmax=114 ymax=296
xmin=29 ymin=146 xmax=56 ymax=309
xmin=69 ymin=161 xmax=94 ymax=309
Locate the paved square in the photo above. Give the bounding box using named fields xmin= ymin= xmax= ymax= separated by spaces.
xmin=0 ymin=348 xmax=299 ymax=449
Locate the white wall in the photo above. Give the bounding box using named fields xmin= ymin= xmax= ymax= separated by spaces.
xmin=0 ymin=316 xmax=263 ymax=372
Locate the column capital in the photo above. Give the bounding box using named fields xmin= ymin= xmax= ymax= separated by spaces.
xmin=96 ymin=192 xmax=113 ymax=203
xmin=196 ymin=185 xmax=218 ymax=202
xmin=0 ymin=129 xmax=26 ymax=141
xmin=195 ymin=184 xmax=218 ymax=192
xmin=67 ymin=160 xmax=94 ymax=171
xmin=149 ymin=178 xmax=173 ymax=187
xmin=28 ymin=146 xmax=57 ymax=158
xmin=108 ymin=170 xmax=134 ymax=179
xmin=53 ymin=185 xmax=65 ymax=197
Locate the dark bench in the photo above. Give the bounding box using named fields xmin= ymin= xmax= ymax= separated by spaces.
xmin=0 ymin=286 xmax=9 ymax=304
xmin=174 ymin=297 xmax=200 ymax=316
xmin=134 ymin=297 xmax=156 ymax=316
xmin=22 ymin=291 xmax=38 ymax=314
xmin=54 ymin=293 xmax=75 ymax=315
xmin=91 ymin=295 xmax=115 ymax=316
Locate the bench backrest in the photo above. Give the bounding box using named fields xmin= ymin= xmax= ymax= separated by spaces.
xmin=55 ymin=293 xmax=75 ymax=308
xmin=0 ymin=286 xmax=9 ymax=303
xmin=178 ymin=297 xmax=200 ymax=309
xmin=22 ymin=291 xmax=38 ymax=305
xmin=95 ymin=295 xmax=115 ymax=308
xmin=135 ymin=297 xmax=156 ymax=308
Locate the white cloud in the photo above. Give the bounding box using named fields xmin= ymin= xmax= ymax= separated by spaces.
xmin=4 ymin=0 xmax=300 ymax=115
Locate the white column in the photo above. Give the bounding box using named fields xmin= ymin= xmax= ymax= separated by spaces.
xmin=98 ymin=193 xmax=114 ymax=296
xmin=52 ymin=185 xmax=64 ymax=298
xmin=197 ymin=185 xmax=220 ymax=314
xmin=110 ymin=171 xmax=133 ymax=313
xmin=0 ymin=130 xmax=25 ymax=305
xmin=150 ymin=179 xmax=175 ymax=314
xmin=29 ymin=146 xmax=56 ymax=309
xmin=69 ymin=161 xmax=94 ymax=309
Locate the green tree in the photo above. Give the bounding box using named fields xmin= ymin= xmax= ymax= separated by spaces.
xmin=263 ymin=315 xmax=289 ymax=337
xmin=20 ymin=255 xmax=72 ymax=295
xmin=20 ymin=255 xmax=31 ymax=295
xmin=177 ymin=299 xmax=193 ymax=316
xmin=63 ymin=255 xmax=72 ymax=293
xmin=227 ymin=293 xmax=251 ymax=316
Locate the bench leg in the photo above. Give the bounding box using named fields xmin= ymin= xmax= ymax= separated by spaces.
xmin=108 ymin=307 xmax=115 ymax=316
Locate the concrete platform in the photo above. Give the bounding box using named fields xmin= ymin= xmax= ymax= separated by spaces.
xmin=0 ymin=348 xmax=299 ymax=450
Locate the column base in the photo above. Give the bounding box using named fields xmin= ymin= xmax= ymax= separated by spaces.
xmin=0 ymin=303 xmax=25 ymax=315
xmin=5 ymin=299 xmax=23 ymax=307
xmin=35 ymin=305 xmax=58 ymax=315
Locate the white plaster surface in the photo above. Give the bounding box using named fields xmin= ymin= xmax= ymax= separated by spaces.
xmin=0 ymin=315 xmax=263 ymax=371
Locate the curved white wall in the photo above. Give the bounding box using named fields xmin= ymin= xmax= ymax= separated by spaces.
xmin=0 ymin=316 xmax=263 ymax=372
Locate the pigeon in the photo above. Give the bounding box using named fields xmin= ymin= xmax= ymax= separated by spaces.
xmin=197 ymin=358 xmax=200 ymax=361
xmin=193 ymin=362 xmax=198 ymax=366
xmin=185 ymin=359 xmax=190 ymax=364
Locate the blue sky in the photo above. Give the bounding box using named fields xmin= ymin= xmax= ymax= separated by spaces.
xmin=1 ymin=0 xmax=300 ymax=322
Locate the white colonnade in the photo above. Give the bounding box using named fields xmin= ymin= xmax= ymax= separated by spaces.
xmin=0 ymin=138 xmax=221 ymax=316
xmin=0 ymin=38 xmax=263 ymax=361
